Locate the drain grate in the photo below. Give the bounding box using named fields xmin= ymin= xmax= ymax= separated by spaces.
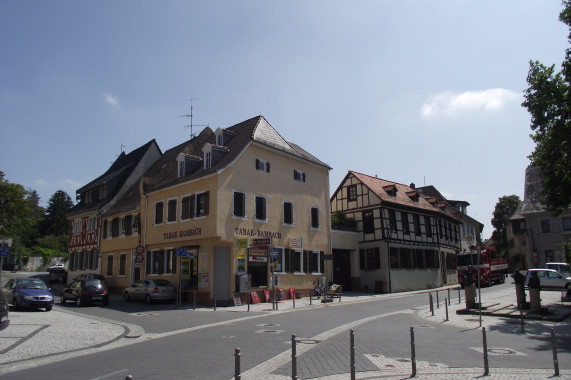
xmin=256 ymin=329 xmax=284 ymax=335
xmin=470 ymin=347 xmax=527 ymax=356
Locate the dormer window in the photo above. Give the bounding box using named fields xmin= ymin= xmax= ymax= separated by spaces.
xmin=176 ymin=153 xmax=186 ymax=178
xmin=383 ymin=185 xmax=397 ymax=197
xmin=406 ymin=190 xmax=419 ymax=202
xmin=256 ymin=158 xmax=270 ymax=173
xmin=99 ymin=185 xmax=107 ymax=200
xmin=427 ymin=197 xmax=438 ymax=206
xmin=202 ymin=144 xmax=212 ymax=170
xmin=85 ymin=190 xmax=93 ymax=204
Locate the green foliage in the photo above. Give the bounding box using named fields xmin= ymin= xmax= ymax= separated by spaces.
xmin=491 ymin=195 xmax=521 ymax=255
xmin=42 ymin=190 xmax=74 ymax=236
xmin=331 ymin=211 xmax=357 ymax=231
xmin=522 ymin=1 xmax=571 ymax=215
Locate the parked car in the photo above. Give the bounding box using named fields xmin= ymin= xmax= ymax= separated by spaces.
xmin=48 ymin=267 xmax=68 ymax=283
xmin=546 ymin=262 xmax=570 ymax=276
xmin=123 ymin=279 xmax=176 ymax=304
xmin=2 ymin=278 xmax=54 ymax=311
xmin=525 ymin=269 xmax=571 ymax=290
xmin=46 ymin=263 xmax=65 ymax=271
xmin=61 ymin=278 xmax=109 ymax=307
xmin=0 ymin=291 xmax=10 ymax=330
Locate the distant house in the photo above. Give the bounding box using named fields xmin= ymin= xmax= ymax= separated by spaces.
xmin=66 ymin=140 xmax=162 ymax=283
xmin=330 ymin=172 xmax=462 ymax=293
xmin=508 ymin=166 xmax=571 ymax=269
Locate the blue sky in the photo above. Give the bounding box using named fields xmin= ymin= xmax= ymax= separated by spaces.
xmin=1 ymin=1 xmax=568 ymax=239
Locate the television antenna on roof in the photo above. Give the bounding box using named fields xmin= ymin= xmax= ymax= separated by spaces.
xmin=179 ymin=98 xmax=208 ymax=139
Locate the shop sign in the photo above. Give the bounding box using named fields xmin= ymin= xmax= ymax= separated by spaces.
xmin=163 ymin=227 xmax=202 ymax=240
xmin=234 ymin=227 xmax=281 ymax=240
xmin=239 ymin=239 xmax=249 ymax=249
xmin=249 ymin=256 xmax=267 ymax=262
xmin=290 ymin=237 xmax=303 ymax=249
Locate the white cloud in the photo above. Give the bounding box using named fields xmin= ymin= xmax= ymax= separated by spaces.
xmin=421 ymin=88 xmax=520 ymax=118
xmin=102 ymin=93 xmax=119 ymax=107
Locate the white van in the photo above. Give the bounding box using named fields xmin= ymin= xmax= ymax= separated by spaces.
xmin=546 ymin=262 xmax=570 ymax=276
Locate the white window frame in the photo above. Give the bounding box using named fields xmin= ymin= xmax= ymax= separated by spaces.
xmin=293 ymin=249 xmax=305 ymax=274
xmin=311 ymin=250 xmax=322 ymax=274
xmin=132 ymin=214 xmax=140 ymax=235
xmin=165 ymin=247 xmax=176 ymax=275
xmin=106 ymin=220 xmax=113 ymax=239
xmin=167 ymin=197 xmax=178 ymax=224
xmin=233 ymin=190 xmax=247 ymax=219
xmin=73 ymin=219 xmax=82 ymax=235
xmin=283 ymin=200 xmax=294 ymax=226
xmin=254 ymin=195 xmax=268 ymax=222
xmin=120 ymin=217 xmax=126 ymax=237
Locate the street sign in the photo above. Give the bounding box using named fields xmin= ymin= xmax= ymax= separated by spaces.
xmin=135 ymin=246 xmax=145 ymax=255
xmin=0 ymin=247 xmax=9 ymax=257
xmin=251 ymin=238 xmax=271 ymax=250
xmin=176 ymin=248 xmax=188 ymax=257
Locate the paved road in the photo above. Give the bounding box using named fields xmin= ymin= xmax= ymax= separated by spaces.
xmin=0 ymin=272 xmax=570 ymax=379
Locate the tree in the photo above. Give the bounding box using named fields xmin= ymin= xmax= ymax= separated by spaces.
xmin=42 ymin=190 xmax=74 ymax=236
xmin=522 ymin=1 xmax=571 ymax=215
xmin=491 ymin=195 xmax=521 ymax=256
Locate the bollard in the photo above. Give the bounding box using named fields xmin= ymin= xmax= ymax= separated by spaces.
xmin=430 ymin=293 xmax=434 ymax=316
xmin=519 ymin=304 xmax=524 ymax=333
xmin=350 ymin=329 xmax=355 ymax=380
xmin=436 ymin=290 xmax=439 ymax=309
xmin=293 ymin=292 xmax=295 ymax=309
xmin=248 ymin=291 xmax=250 ymax=312
xmin=551 ymin=329 xmax=559 ymax=376
xmin=291 ymin=334 xmax=298 ymax=380
xmin=214 ymin=291 xmax=217 ymax=311
xmin=234 ymin=348 xmax=241 ymax=380
xmin=193 ymin=291 xmax=196 ymax=311
xmin=410 ymin=327 xmax=416 ymax=377
xmin=447 ymin=289 xmax=451 ymax=305
xmin=445 ymin=298 xmax=449 ymax=321
xmin=458 ymin=287 xmax=461 ymax=304
xmin=482 ymin=327 xmax=489 ymax=376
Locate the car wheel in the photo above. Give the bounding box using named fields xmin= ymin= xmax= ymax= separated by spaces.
xmin=145 ymin=294 xmax=152 ymax=305
xmin=46 ymin=305 xmax=52 ymax=311
xmin=123 ymin=292 xmax=130 ymax=301
xmin=76 ymin=297 xmax=82 ymax=307
xmin=61 ymin=295 xmax=66 ymax=304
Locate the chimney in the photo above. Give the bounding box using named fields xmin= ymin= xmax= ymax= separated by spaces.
xmin=410 ymin=182 xmax=415 ymax=189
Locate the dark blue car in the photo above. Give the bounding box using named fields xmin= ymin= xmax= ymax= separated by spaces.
xmin=2 ymin=278 xmax=54 ymax=311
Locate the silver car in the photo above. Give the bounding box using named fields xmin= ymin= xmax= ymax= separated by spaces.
xmin=525 ymin=269 xmax=571 ymax=290
xmin=123 ymin=279 xmax=176 ymax=304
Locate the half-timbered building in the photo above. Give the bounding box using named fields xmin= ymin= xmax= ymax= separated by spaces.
xmin=331 ymin=171 xmax=462 ymax=293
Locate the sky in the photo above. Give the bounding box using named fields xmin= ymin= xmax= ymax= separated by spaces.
xmin=1 ymin=1 xmax=568 ymax=240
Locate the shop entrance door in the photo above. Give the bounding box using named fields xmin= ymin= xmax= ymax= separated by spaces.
xmin=214 ymin=247 xmax=230 ymax=304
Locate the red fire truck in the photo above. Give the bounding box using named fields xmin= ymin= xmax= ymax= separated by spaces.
xmin=457 ymin=248 xmax=508 ymax=288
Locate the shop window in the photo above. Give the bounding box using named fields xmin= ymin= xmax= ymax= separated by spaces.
xmin=255 ymin=195 xmax=267 ymax=222
xmin=155 ymin=201 xmax=164 ymax=225
xmin=233 ymin=191 xmax=246 ymax=218
xmin=273 ymin=247 xmax=285 ymax=272
xmin=166 ymin=249 xmax=177 ymax=274
xmin=119 ymin=254 xmax=126 ymax=276
xmin=389 ymin=247 xmax=399 ymax=268
xmin=310 ymin=207 xmax=320 ymax=229
xmin=107 ymin=255 xmax=113 ymax=276
xmin=414 ymin=249 xmax=425 ymax=268
xmin=283 ymin=201 xmax=294 ymax=225
xmin=167 ymin=198 xmax=177 ymax=223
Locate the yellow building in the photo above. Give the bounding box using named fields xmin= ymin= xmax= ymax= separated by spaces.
xmin=101 ymin=116 xmax=332 ymax=305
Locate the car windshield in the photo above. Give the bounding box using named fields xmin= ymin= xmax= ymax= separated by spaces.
xmin=18 ymin=279 xmax=48 ymax=289
xmin=154 ymin=280 xmax=171 ymax=287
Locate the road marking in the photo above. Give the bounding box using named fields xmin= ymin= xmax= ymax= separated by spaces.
xmin=89 ymin=368 xmax=131 ymax=380
xmin=237 ymin=309 xmax=414 ymax=380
